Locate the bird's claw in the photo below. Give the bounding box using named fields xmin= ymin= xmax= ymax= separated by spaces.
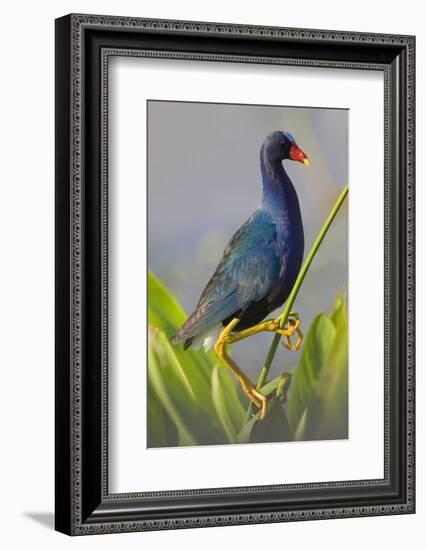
xmin=282 ymin=324 xmax=303 ymax=351
xmin=247 ymin=387 xmax=268 ymax=420
xmin=275 ymin=312 xmax=304 ymax=351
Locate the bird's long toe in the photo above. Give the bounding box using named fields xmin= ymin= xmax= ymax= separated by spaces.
xmin=250 ymin=388 xmax=268 ymax=420
xmin=282 ymin=325 xmax=303 ymax=351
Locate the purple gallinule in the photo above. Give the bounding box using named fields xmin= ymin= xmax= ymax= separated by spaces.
xmin=173 ymin=131 xmax=309 ymax=419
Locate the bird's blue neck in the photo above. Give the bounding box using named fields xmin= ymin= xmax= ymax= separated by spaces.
xmin=260 ymin=146 xmax=302 ymax=228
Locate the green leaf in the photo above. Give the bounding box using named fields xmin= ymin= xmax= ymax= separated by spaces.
xmin=148 ymin=273 xmax=221 ymax=419
xmin=303 ymin=320 xmax=348 ymax=440
xmin=211 ymin=366 xmax=238 ymax=443
xmin=148 ymin=271 xmax=216 ymax=395
xmin=147 ymin=381 xmax=167 ymax=448
xmin=148 ymin=271 xmax=187 ymax=337
xmin=149 ymin=326 xmax=234 ymax=446
xmin=330 ymin=292 xmax=347 ymax=332
xmin=147 ymin=272 xmax=247 ymax=446
xmin=287 ymin=314 xmax=336 ymax=433
xmin=260 ymin=372 xmax=292 ymax=400
xmin=214 ymin=363 xmax=246 ymax=431
xmin=236 ymin=415 xmax=259 ymax=444
xmin=293 ymin=408 xmax=308 ymax=441
xmin=147 ymin=378 xmax=178 ymax=448
xmin=148 ymin=335 xmax=198 ymax=446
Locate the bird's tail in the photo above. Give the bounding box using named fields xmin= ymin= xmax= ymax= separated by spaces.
xmin=171 ymin=329 xmax=193 ymax=350
xmin=172 ymin=309 xmax=200 ymax=344
xmin=171 ymin=309 xmax=206 ymax=348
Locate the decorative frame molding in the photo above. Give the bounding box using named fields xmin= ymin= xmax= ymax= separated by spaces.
xmin=55 ymin=14 xmax=415 ymax=535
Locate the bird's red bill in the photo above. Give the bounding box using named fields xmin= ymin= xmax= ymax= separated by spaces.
xmin=289 ymin=144 xmax=310 ymax=165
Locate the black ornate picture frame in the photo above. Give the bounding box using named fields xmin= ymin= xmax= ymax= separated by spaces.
xmin=55 ymin=14 xmax=415 ymax=535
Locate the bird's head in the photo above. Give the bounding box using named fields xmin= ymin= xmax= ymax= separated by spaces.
xmin=263 ymin=130 xmax=310 ymax=166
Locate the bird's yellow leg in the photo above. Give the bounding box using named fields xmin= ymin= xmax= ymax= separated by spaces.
xmin=215 ymin=319 xmax=268 ymax=419
xmin=226 ymin=312 xmax=304 ymax=351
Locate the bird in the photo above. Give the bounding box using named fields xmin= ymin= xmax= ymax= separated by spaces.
xmin=172 ymin=130 xmax=309 ymax=419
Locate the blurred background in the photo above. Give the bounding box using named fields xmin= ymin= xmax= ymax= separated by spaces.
xmin=148 ymin=100 xmax=348 ymax=381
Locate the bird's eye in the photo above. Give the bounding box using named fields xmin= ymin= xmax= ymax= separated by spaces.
xmin=280 ymin=141 xmax=286 ymax=147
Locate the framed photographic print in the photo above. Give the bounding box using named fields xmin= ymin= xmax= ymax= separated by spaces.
xmin=55 ymin=14 xmax=415 ymax=535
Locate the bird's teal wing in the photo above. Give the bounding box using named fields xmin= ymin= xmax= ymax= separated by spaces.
xmin=172 ymin=209 xmax=282 ymax=342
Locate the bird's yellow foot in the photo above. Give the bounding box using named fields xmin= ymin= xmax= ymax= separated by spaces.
xmin=280 ymin=312 xmax=304 ymax=351
xmin=257 ymin=311 xmax=303 ymax=351
xmin=244 ymin=385 xmax=268 ymax=420
xmin=223 ymin=312 xmax=303 ymax=348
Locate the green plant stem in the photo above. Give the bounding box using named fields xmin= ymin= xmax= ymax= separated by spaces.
xmin=244 ymin=184 xmax=349 ymax=422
